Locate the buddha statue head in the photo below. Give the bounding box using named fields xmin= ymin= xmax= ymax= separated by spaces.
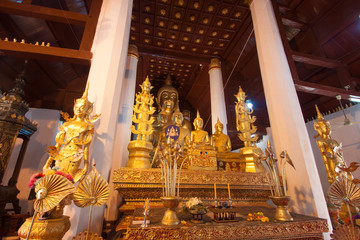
xmin=235 ymin=86 xmax=247 ymax=104
xmin=156 ymin=75 xmax=179 ymax=114
xmin=193 ymin=110 xmax=204 ymax=130
xmin=74 ymin=81 xmax=93 ymax=119
xmin=214 ymin=118 xmax=224 ymax=134
xmin=314 ymin=105 xmax=331 ymax=137
xmin=172 ymin=107 xmax=184 ymax=127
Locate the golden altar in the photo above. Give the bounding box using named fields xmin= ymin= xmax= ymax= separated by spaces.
xmin=124 ymin=206 xmax=328 ymax=240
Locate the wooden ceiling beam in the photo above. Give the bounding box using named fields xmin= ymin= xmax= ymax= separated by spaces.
xmin=291 ymin=50 xmax=344 ymax=68
xmin=0 ymin=40 xmax=92 ymax=65
xmin=139 ymin=50 xmax=209 ymax=65
xmin=0 ymin=1 xmax=88 ymax=26
xmin=294 ymin=80 xmax=360 ymax=100
xmin=281 ymin=16 xmax=307 ymax=31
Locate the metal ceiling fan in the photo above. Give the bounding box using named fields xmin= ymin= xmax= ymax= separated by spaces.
xmin=333 ymin=95 xmax=360 ymax=128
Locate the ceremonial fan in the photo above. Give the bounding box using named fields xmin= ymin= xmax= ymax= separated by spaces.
xmin=26 ymin=174 xmax=76 ymax=240
xmin=329 ymin=175 xmax=360 ymax=240
xmin=73 ymin=166 xmax=110 ymax=240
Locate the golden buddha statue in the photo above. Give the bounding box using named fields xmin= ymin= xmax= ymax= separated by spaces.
xmin=235 ymin=86 xmax=263 ymax=173
xmin=171 ymin=107 xmax=190 ymax=147
xmin=187 ymin=110 xmax=217 ymax=170
xmin=127 ymin=77 xmax=156 ymax=168
xmin=43 ymin=82 xmax=99 ymax=183
xmin=211 ymin=118 xmax=231 ymax=153
xmin=313 ymin=105 xmax=349 ymax=184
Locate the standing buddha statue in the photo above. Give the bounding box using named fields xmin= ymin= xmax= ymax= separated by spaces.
xmin=127 ymin=77 xmax=156 ymax=169
xmin=235 ymin=86 xmax=263 ymax=172
xmin=43 ymin=82 xmax=100 ymax=183
xmin=313 ymin=105 xmax=349 ymax=184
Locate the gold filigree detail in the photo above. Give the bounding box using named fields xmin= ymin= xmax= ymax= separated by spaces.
xmin=224 ymin=34 xmax=229 ymax=39
xmin=199 ymin=29 xmax=204 ymax=34
xmin=217 ymin=21 xmax=223 ymax=26
xmin=207 ymin=40 xmax=213 ymax=45
xmin=144 ymin=29 xmax=150 ymax=34
xmin=203 ymin=18 xmax=209 ymax=24
xmin=171 ymin=34 xmax=176 ymax=39
xmin=235 ymin=12 xmax=241 ymax=18
xmin=211 ymin=31 xmax=217 ymax=37
xmin=180 ymin=46 xmax=185 ymax=50
xmin=173 ymin=24 xmax=179 ymax=30
xmin=203 ymin=49 xmax=208 ymax=53
xmin=222 ymin=8 xmax=229 ymax=15
xmin=157 ymin=42 xmax=162 ymax=46
xmin=178 ymin=0 xmax=184 ymax=6
xmin=208 ymin=5 xmax=214 ymax=12
xmin=130 ymin=36 xmax=135 ymax=40
xmin=144 ymin=18 xmax=150 ymax=24
xmin=169 ymin=44 xmax=174 ymax=48
xmin=144 ymin=38 xmax=150 ymax=43
xmin=157 ymin=32 xmax=163 ymax=37
xmin=183 ymin=36 xmax=189 ymax=41
xmin=186 ymin=27 xmax=192 ymax=32
xmin=190 ymin=15 xmax=195 ymax=21
xmin=195 ymin=38 xmax=200 ymax=43
xmin=193 ymin=2 xmax=200 ymax=9
xmin=160 ymin=9 xmax=166 ymax=16
xmin=175 ymin=12 xmax=181 ymax=19
xmin=144 ymin=6 xmax=151 ymax=12
xmin=230 ymin=23 xmax=236 ymax=29
xmin=130 ymin=26 xmax=136 ymax=31
xmin=159 ymin=21 xmax=165 ymax=27
xmin=192 ymin=48 xmax=197 ymax=52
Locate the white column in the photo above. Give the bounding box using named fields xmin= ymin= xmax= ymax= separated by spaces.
xmin=250 ymin=0 xmax=332 ymax=237
xmin=63 ymin=0 xmax=133 ymax=238
xmin=105 ymin=44 xmax=139 ymax=221
xmin=208 ymin=58 xmax=228 ymax=134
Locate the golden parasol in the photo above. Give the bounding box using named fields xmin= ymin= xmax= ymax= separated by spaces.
xmin=73 ymin=166 xmax=110 ymax=240
xmin=27 ymin=174 xmax=75 ymax=240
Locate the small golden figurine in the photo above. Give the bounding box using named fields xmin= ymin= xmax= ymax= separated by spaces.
xmin=314 ymin=105 xmax=349 ymax=184
xmin=187 ymin=110 xmax=217 ymax=170
xmin=43 ymin=82 xmax=99 ymax=183
xmin=127 ymin=77 xmax=156 ymax=168
xmin=189 ymin=110 xmax=210 ymax=147
xmin=211 ymin=118 xmax=231 ymax=153
xmin=235 ymin=86 xmax=263 ymax=172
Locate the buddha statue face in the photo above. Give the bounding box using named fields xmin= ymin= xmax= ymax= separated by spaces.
xmin=160 ymin=90 xmax=177 ymax=112
xmin=74 ymin=99 xmax=90 ymax=118
xmin=172 ymin=112 xmax=184 ymax=126
xmin=194 ymin=118 xmax=203 ymax=130
xmin=215 ymin=121 xmax=223 ymax=133
xmin=314 ymin=120 xmax=331 ymax=136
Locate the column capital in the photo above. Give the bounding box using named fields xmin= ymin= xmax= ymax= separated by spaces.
xmin=128 ymin=44 xmax=139 ymax=59
xmin=209 ymin=58 xmax=221 ymax=72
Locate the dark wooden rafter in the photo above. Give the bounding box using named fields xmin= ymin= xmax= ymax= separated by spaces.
xmin=0 ymin=40 xmax=92 ymax=65
xmin=281 ymin=16 xmax=307 ymax=31
xmin=0 ymin=1 xmax=88 ymax=26
xmin=271 ymin=0 xmax=360 ymax=100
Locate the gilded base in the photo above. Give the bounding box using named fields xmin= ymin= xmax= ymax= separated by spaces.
xmin=127 ymin=140 xmax=153 ymax=168
xmin=270 ymin=196 xmax=293 ymax=221
xmin=160 ymin=197 xmax=181 ymax=226
xmin=217 ymin=152 xmax=246 ymax=171
xmin=18 ymin=216 xmax=70 ymax=240
xmin=188 ymin=147 xmax=217 ymax=171
xmin=238 ymin=147 xmax=264 ymax=172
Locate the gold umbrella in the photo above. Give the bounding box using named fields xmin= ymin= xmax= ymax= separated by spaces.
xmin=73 ymin=166 xmax=110 ymax=240
xmin=27 ymin=174 xmax=75 ymax=240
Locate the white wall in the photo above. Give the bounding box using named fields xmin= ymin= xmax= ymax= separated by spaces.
xmin=2 ymin=108 xmax=60 ymax=214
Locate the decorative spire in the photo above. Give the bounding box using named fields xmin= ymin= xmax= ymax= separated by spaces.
xmin=81 ymin=80 xmax=89 ymax=100
xmin=196 ymin=110 xmax=201 ymax=119
xmin=315 ymin=105 xmax=324 ymax=121
xmin=165 ymin=74 xmax=172 ymax=86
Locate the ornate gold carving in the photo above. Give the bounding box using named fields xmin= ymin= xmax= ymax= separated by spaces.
xmin=18 ymin=216 xmax=70 ymax=240
xmin=193 ymin=2 xmax=200 ymax=9
xmin=199 ymin=29 xmax=204 ymax=34
xmin=207 ymin=5 xmax=214 ymax=12
xmin=159 ymin=21 xmax=164 ymax=27
xmin=173 ymin=24 xmax=179 ymax=30
xmin=144 ymin=29 xmax=150 ymax=34
xmin=128 ymin=44 xmax=138 ymax=59
xmin=144 ymin=18 xmax=150 ymax=24
xmin=209 ymin=58 xmax=221 ymax=71
xmin=183 ymin=36 xmax=189 ymax=41
xmin=144 ymin=6 xmax=150 ymax=12
xmin=230 ymin=23 xmax=236 ymax=29
xmin=180 ymin=45 xmax=185 ymax=50
xmin=175 ymin=12 xmax=181 ymax=19
xmin=190 ymin=15 xmax=195 ymax=21
xmin=160 ymin=9 xmax=166 ymax=16
xmin=234 ymin=12 xmax=241 ymax=18
xmin=73 ymin=231 xmax=103 ymax=240
xmin=221 ymin=8 xmax=229 ymax=15
xmin=217 ymin=21 xmax=222 ymax=26
xmin=130 ymin=26 xmax=135 ymax=31
xmin=224 ymin=33 xmax=230 ymax=39
xmin=203 ymin=18 xmax=209 ymax=24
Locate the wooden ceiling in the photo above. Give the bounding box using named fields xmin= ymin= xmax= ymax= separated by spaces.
xmin=0 ymin=0 xmax=359 ymax=149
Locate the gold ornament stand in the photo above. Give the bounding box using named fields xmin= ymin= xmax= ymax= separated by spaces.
xmin=126 ymin=140 xmax=153 ymax=168
xmin=217 ymin=152 xmax=246 ymax=171
xmin=18 ymin=216 xmax=70 ymax=240
xmin=238 ymin=147 xmax=264 ymax=172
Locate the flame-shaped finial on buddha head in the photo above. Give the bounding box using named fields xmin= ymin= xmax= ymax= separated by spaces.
xmin=214 ymin=118 xmax=223 ymax=133
xmin=193 ymin=110 xmax=204 ymax=130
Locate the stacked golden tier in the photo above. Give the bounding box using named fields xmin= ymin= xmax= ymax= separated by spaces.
xmin=126 ymin=77 xmax=155 ymax=168
xmin=235 ymin=86 xmax=264 ymax=172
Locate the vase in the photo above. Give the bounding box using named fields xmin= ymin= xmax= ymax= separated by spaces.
xmin=189 ymin=209 xmax=206 ymax=223
xmin=270 ymin=196 xmax=293 ymax=221
xmin=161 ymin=196 xmax=182 ymax=225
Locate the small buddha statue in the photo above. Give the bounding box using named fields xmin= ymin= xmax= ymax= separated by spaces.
xmin=171 ymin=107 xmax=190 ymax=147
xmin=211 ymin=118 xmax=231 ymax=153
xmin=314 ymin=105 xmax=348 ymax=184
xmin=43 ymin=82 xmax=100 ymax=182
xmin=190 ymin=110 xmax=210 ymax=147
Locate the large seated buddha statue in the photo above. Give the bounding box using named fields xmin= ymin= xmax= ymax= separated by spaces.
xmin=187 ymin=110 xmax=217 ymax=170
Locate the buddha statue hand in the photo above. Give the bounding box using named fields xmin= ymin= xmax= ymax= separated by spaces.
xmin=73 ymin=165 xmax=88 ymax=183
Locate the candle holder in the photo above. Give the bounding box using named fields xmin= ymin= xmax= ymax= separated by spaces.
xmin=228 ymin=198 xmax=232 ymax=208
xmin=214 ymin=198 xmax=219 ymax=208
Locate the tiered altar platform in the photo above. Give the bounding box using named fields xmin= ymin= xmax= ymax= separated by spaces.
xmin=125 ymin=206 xmax=328 ymax=240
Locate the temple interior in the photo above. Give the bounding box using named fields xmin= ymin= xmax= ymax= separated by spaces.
xmin=0 ymin=0 xmax=360 ymax=239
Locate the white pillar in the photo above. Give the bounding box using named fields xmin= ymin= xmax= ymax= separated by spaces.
xmin=250 ymin=0 xmax=332 ymax=237
xmin=63 ymin=0 xmax=133 ymax=238
xmin=208 ymin=58 xmax=228 ymax=134
xmin=105 ymin=44 xmax=139 ymax=221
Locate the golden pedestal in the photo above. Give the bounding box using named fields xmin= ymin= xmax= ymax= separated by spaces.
xmin=217 ymin=152 xmax=246 ymax=171
xmin=18 ymin=216 xmax=70 ymax=240
xmin=126 ymin=140 xmax=153 ymax=169
xmin=188 ymin=147 xmax=217 ymax=171
xmin=238 ymin=147 xmax=264 ymax=172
